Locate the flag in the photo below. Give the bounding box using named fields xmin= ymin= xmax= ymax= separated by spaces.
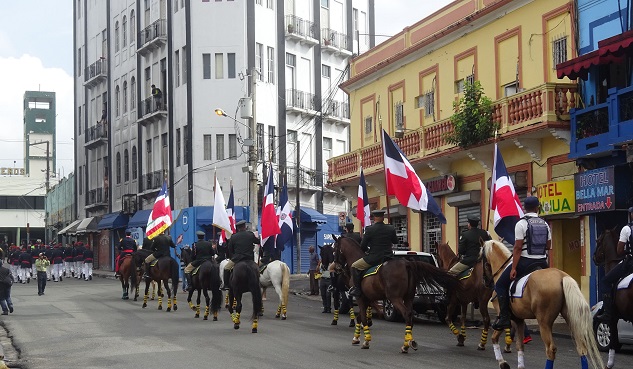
xmin=381 ymin=129 xmax=446 ymax=223
xmin=261 ymin=165 xmax=281 ymax=246
xmin=146 ymin=181 xmax=172 ymax=239
xmin=357 ymin=167 xmax=370 ymax=229
xmin=276 ymin=182 xmax=293 ymax=250
xmin=212 ymin=176 xmax=232 ymax=235
xmin=220 ymin=183 xmax=236 ymax=245
xmin=490 ymin=143 xmax=524 ymax=244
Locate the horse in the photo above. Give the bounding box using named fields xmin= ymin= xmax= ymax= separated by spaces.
xmin=481 ymin=239 xmax=603 ymax=369
xmin=594 ymin=227 xmax=633 ymax=365
xmin=259 ymin=260 xmax=290 ymax=320
xmin=118 ymin=255 xmax=138 ymax=300
xmin=180 ymin=248 xmax=222 ymax=321
xmin=333 ymin=235 xmax=462 ymax=353
xmin=227 ymin=259 xmax=263 ymax=333
xmin=133 ymin=249 xmax=179 ymax=312
xmin=435 ymin=241 xmax=494 ymax=350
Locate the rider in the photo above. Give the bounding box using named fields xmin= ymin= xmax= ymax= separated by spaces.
xmin=183 ymin=231 xmax=216 ymax=291
xmin=595 ymin=207 xmax=633 ymax=322
xmin=223 ymin=220 xmax=260 ymax=290
xmin=142 ymin=233 xmax=176 ymax=279
xmin=115 ymin=230 xmax=138 ymax=278
xmin=348 ymin=210 xmax=398 ymax=298
xmin=449 ymin=214 xmax=491 ymax=276
xmin=216 ymin=238 xmax=228 ymax=263
xmin=492 ymin=196 xmax=551 ymax=331
xmin=341 ymin=222 xmax=362 ymax=244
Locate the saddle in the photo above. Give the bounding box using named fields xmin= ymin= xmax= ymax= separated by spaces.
xmin=363 ymin=264 xmax=382 ymax=278
xmin=456 ymin=267 xmax=474 ymax=280
xmin=192 ymin=260 xmax=213 ymax=276
xmin=259 ymin=263 xmax=268 ymax=274
xmin=617 ymin=273 xmax=633 ymax=290
xmin=510 ymin=264 xmax=544 ymax=296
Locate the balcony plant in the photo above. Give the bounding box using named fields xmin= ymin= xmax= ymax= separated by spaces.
xmin=287 ymin=24 xmax=295 ymax=34
xmin=445 ymin=80 xmax=498 ymax=148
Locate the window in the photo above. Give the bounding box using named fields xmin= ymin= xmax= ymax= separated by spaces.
xmin=175 ymin=50 xmax=180 ymax=87
xmin=286 ymin=52 xmax=296 ymax=67
xmin=203 ymin=53 xmax=211 ymax=79
xmin=115 ymin=21 xmax=120 ymax=52
xmin=203 ymin=134 xmax=212 ymax=160
xmin=174 ymin=0 xmax=179 ymax=12
xmin=424 ymin=90 xmax=435 ymax=117
xmin=78 ymin=106 xmax=82 ymax=136
xmin=256 ymin=0 xmax=262 ymax=4
xmin=266 ymin=0 xmax=273 ymax=9
xmin=161 ymin=133 xmax=168 ymax=170
xmin=130 ymin=10 xmax=135 ymax=44
xmin=183 ymin=125 xmax=189 ymax=165
xmin=122 ymin=81 xmax=128 ymax=113
xmin=466 ymin=73 xmax=475 ymax=86
xmin=102 ymin=29 xmax=107 ymax=57
xmin=77 ymin=0 xmax=81 ymax=18
xmin=132 ymin=146 xmax=138 ymax=179
xmin=256 ymin=123 xmax=264 ymax=159
xmin=122 ymin=16 xmax=127 ymax=47
xmin=124 ymin=149 xmax=130 ymax=182
xmin=130 ymin=77 xmax=136 ymax=110
xmin=77 ymin=47 xmax=81 ymax=77
xmin=287 ymin=130 xmax=297 ymax=142
xmin=116 ymin=152 xmax=122 ymax=184
xmin=267 ymin=47 xmax=275 ymax=83
xmin=322 ymin=64 xmax=331 ymax=78
xmin=78 ymin=166 xmax=83 ymax=195
xmin=215 ymin=53 xmax=224 ymax=79
xmin=144 ymin=67 xmax=151 ymax=96
xmin=228 ymin=53 xmax=236 ymax=79
xmin=395 ymin=101 xmax=404 ymax=129
xmin=256 ymin=43 xmax=263 ymax=81
xmin=115 ymin=85 xmax=120 ymax=117
xmin=216 ymin=134 xmax=225 ymax=160
xmin=364 ymin=116 xmax=372 ymax=135
xmin=455 ymin=79 xmax=465 ymax=94
xmin=321 ymin=0 xmax=329 ymax=8
xmin=353 ymin=8 xmax=359 ymax=41
xmin=504 ymin=82 xmax=519 ymax=97
xmin=268 ymin=126 xmax=276 ymax=162
xmin=146 ymin=139 xmax=153 ymax=172
xmin=176 ymin=129 xmax=181 ymax=166
xmin=182 ymin=46 xmax=187 ymax=84
xmin=229 ymin=134 xmax=237 ymax=160
xmin=552 ymin=35 xmax=568 ymax=69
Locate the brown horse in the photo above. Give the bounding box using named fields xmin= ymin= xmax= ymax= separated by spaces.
xmin=333 ymin=235 xmax=462 ymax=353
xmin=436 ymin=242 xmax=493 ymax=350
xmin=482 ymin=240 xmax=603 ymax=369
xmin=594 ymin=227 xmax=633 ymax=360
xmin=118 ymin=255 xmax=138 ymax=300
xmin=134 ymin=249 xmax=179 ymax=312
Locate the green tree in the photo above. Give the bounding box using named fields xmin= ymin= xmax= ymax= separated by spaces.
xmin=445 ymin=81 xmax=498 ymax=148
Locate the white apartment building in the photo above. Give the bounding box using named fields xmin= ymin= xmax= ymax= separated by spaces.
xmin=73 ymin=0 xmax=374 ymax=225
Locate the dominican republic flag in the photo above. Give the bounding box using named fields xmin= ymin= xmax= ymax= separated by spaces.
xmin=490 ymin=143 xmax=524 ymax=244
xmin=261 ymin=165 xmax=281 ymax=247
xmin=382 ymin=129 xmax=446 ymax=223
xmin=220 ymin=184 xmax=236 ymax=245
xmin=275 ymin=182 xmax=293 ymax=250
xmin=212 ymin=176 xmax=233 ymax=236
xmin=357 ymin=167 xmax=370 ymax=229
xmin=146 ymin=181 xmax=173 ymax=239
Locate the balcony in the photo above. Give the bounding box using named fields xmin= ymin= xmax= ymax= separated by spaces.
xmin=570 ymin=86 xmax=633 ymax=158
xmin=85 ymin=187 xmax=107 ymax=210
xmin=84 ymin=124 xmax=108 ymax=149
xmin=285 ymin=15 xmax=319 ymax=46
xmin=137 ymin=96 xmax=167 ymax=126
xmin=286 ymin=89 xmax=319 ymax=115
xmin=327 ymin=82 xmax=578 ymax=185
xmin=139 ymin=170 xmax=164 ymax=197
xmin=323 ymin=100 xmax=350 ymax=126
xmin=286 ymin=166 xmax=328 ymax=193
xmin=83 ymin=59 xmax=107 ymax=88
xmin=137 ymin=19 xmax=167 ymax=56
xmin=321 ymin=28 xmax=352 ymax=57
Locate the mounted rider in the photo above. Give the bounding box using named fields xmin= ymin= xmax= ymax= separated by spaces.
xmin=492 ymin=196 xmax=551 ymax=331
xmin=341 ymin=222 xmax=362 ymax=244
xmin=115 ymin=230 xmax=138 ymax=278
xmin=184 ymin=231 xmax=216 ymax=291
xmin=595 ymin=207 xmax=633 ymax=322
xmin=223 ymin=220 xmax=260 ymax=290
xmin=449 ymin=214 xmax=491 ymax=276
xmin=348 ymin=210 xmax=398 ymax=298
xmin=142 ymin=233 xmax=176 ymax=279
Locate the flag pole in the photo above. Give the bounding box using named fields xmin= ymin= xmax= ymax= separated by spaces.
xmin=485 ymin=129 xmax=499 ymax=233
xmin=381 ymin=130 xmax=391 ymax=223
xmin=213 ymin=170 xmax=217 ymax=241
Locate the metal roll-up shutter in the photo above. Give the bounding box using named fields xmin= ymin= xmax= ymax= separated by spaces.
xmin=458 ymin=206 xmax=482 ymax=233
xmin=300 ymin=231 xmax=317 ymax=274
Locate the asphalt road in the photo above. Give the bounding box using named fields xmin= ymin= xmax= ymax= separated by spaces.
xmin=1 ymin=277 xmax=632 ymax=369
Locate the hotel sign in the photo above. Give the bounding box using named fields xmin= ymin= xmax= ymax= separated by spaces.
xmin=0 ymin=167 xmax=25 ymax=175
xmin=536 ymin=179 xmax=574 ymax=216
xmin=574 ymin=166 xmax=615 ymax=215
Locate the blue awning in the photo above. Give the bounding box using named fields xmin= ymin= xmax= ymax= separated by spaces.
xmin=128 ymin=209 xmax=152 ymax=228
xmin=297 ymin=207 xmax=327 ymax=224
xmin=197 ymin=206 xmax=214 ymax=226
xmin=97 ymin=212 xmax=129 ymax=230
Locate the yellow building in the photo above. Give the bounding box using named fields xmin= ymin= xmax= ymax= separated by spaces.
xmin=327 ymin=0 xmax=593 ymax=298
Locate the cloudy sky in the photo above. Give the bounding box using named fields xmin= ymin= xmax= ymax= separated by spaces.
xmin=0 ymin=0 xmax=452 ymax=184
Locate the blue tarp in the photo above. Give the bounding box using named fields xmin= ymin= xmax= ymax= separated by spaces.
xmin=296 ymin=207 xmax=327 ymax=223
xmin=127 ymin=209 xmax=152 ymax=228
xmin=196 ymin=206 xmax=250 ymax=226
xmin=97 ymin=212 xmax=129 ymax=230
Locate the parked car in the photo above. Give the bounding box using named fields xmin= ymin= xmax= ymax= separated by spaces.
xmin=590 ymin=301 xmax=633 ymax=351
xmin=382 ymin=250 xmax=448 ymax=323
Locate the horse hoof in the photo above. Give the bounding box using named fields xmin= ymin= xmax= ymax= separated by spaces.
xmin=361 ymin=342 xmax=370 ymax=349
xmin=410 ymin=340 xmax=418 ymax=351
xmin=234 ymin=324 xmax=240 ymax=330
xmin=275 ymin=314 xmax=280 ymax=318
xmin=258 ymin=312 xmax=264 ymax=317
xmin=252 ymin=328 xmax=257 ymax=333
xmin=142 ymin=303 xmax=147 ymax=308
xmin=504 ymin=346 xmax=512 ymax=353
xmin=457 ymin=342 xmax=464 ymax=347
xmin=349 ymin=321 xmax=355 ymax=327
xmin=213 ymin=317 xmax=218 ymax=321
xmin=195 ymin=314 xmax=199 ymax=318
xmin=134 ymin=298 xmax=138 ymax=302
xmin=281 ymin=316 xmax=287 ymax=320
xmin=477 ymin=345 xmax=485 ymax=351
xmin=225 ymin=305 xmax=229 ymax=309
xmin=158 ymin=306 xmax=162 ymax=310
xmin=352 ymin=339 xmax=360 ymax=345
xmin=166 ymin=308 xmax=171 ymax=312
xmin=173 ymin=305 xmax=178 ymax=311
xmin=203 ymin=316 xmax=208 ymax=320
xmin=400 ymin=347 xmax=408 ymax=354
xmin=500 ymin=362 xmax=510 ymax=369
xmin=367 ymin=320 xmax=373 ymax=327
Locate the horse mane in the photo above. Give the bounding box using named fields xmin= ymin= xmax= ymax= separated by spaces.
xmin=482 ymin=239 xmax=511 ymax=259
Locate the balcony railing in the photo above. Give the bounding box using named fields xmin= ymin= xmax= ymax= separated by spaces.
xmin=321 ymin=28 xmax=350 ymax=55
xmin=137 ymin=96 xmax=167 ymax=124
xmin=138 ymin=19 xmax=167 ymax=55
xmin=84 ymin=59 xmax=107 ymax=87
xmin=85 ymin=187 xmax=106 ymax=208
xmin=286 ymin=89 xmax=319 ymax=113
xmin=323 ymin=100 xmax=350 ymax=124
xmin=285 ymin=15 xmax=318 ymax=44
xmin=327 ymin=82 xmax=578 ymax=183
xmin=140 ymin=170 xmax=164 ymax=193
xmin=286 ymin=166 xmax=325 ymax=190
xmin=84 ymin=124 xmax=108 ymax=147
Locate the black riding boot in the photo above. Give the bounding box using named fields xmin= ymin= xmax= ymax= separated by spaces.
xmin=492 ymin=295 xmax=511 ymax=331
xmin=142 ymin=263 xmax=151 ymax=280
xmin=185 ymin=273 xmax=193 ymax=292
xmin=348 ymin=269 xmax=363 ymax=297
xmin=595 ymin=293 xmax=613 ymax=322
xmin=223 ymin=270 xmax=231 ymax=290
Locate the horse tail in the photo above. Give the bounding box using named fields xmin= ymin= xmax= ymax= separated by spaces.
xmin=129 ymin=258 xmax=137 ymax=291
xmin=408 ymin=261 xmax=462 ymax=300
xmin=251 ymin=265 xmax=263 ymax=321
xmin=280 ymin=262 xmax=290 ymax=308
xmin=170 ymin=258 xmax=180 ymax=295
xmin=562 ymin=276 xmax=604 ymax=369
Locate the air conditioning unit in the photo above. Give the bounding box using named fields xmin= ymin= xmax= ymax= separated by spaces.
xmin=122 ymin=194 xmax=138 ymax=214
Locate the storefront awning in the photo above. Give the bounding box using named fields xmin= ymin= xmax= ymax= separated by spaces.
xmin=58 ymin=219 xmax=82 ymax=235
xmin=76 ymin=217 xmax=102 ymax=234
xmin=97 ymin=212 xmax=129 ymax=230
xmin=296 ymin=207 xmax=327 ymax=224
xmin=196 ymin=206 xmax=214 ymax=226
xmin=128 ymin=209 xmax=152 ymax=228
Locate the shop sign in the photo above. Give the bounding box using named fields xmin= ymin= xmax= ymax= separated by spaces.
xmin=536 ymin=179 xmax=574 ymax=216
xmin=424 ymin=174 xmax=457 ymax=196
xmin=574 ymin=166 xmax=615 ymax=215
xmin=0 ymin=167 xmax=25 ymax=175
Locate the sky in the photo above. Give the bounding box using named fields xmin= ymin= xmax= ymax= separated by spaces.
xmin=0 ymin=0 xmax=453 ymax=185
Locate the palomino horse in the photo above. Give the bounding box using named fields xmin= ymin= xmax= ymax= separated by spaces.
xmin=259 ymin=260 xmax=290 ymax=320
xmin=133 ymin=249 xmax=179 ymax=312
xmin=333 ymin=235 xmax=462 ymax=353
xmin=227 ymin=260 xmax=263 ymax=333
xmin=594 ymin=227 xmax=633 ymax=368
xmin=180 ymin=248 xmax=222 ymax=321
xmin=436 ymin=242 xmax=493 ymax=349
xmin=118 ymin=255 xmax=137 ymax=300
xmin=482 ymin=240 xmax=603 ymax=369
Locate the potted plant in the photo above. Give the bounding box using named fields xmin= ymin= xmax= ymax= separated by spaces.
xmin=444 ymin=80 xmax=498 ymax=148
xmin=323 ymin=37 xmax=331 ymax=46
xmin=287 ymin=24 xmax=295 ymax=34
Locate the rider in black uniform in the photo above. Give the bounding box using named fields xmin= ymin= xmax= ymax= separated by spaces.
xmin=223 ymin=220 xmax=260 ymax=289
xmin=183 ymin=231 xmax=216 ymax=291
xmin=142 ymin=234 xmax=176 ymax=279
xmin=341 ymin=222 xmax=362 ymax=244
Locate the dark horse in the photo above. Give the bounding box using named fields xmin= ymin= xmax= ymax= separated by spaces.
xmin=333 ymin=235 xmax=462 ymax=353
xmin=180 ymin=248 xmax=222 ymax=321
xmin=436 ymin=242 xmax=493 ymax=350
xmin=133 ymin=249 xmax=179 ymax=312
xmin=227 ymin=260 xmax=263 ymax=333
xmin=118 ymin=254 xmax=138 ymax=301
xmin=594 ymin=226 xmax=633 ymax=356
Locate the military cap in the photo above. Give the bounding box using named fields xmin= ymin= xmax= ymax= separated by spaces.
xmin=235 ymin=220 xmax=247 ymax=227
xmin=196 ymin=230 xmax=205 ymax=236
xmin=125 ymin=230 xmax=132 ymax=235
xmin=371 ymin=210 xmax=386 ymax=217
xmin=524 ymin=196 xmax=540 ymax=208
xmin=467 ymin=214 xmax=480 ymax=222
xmin=628 ymin=206 xmax=633 ymax=213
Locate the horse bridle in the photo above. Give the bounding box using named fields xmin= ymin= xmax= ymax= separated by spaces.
xmin=482 ymin=251 xmax=513 ymax=280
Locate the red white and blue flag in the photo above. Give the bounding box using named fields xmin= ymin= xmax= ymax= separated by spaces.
xmin=220 ymin=183 xmax=237 ymax=245
xmin=357 ymin=167 xmax=370 ymax=229
xmin=382 ymin=130 xmax=446 ymax=223
xmin=490 ymin=143 xmax=524 ymax=243
xmin=275 ymin=182 xmax=293 ymax=250
xmin=261 ymin=165 xmax=281 ymax=246
xmin=146 ymin=180 xmax=173 ymax=239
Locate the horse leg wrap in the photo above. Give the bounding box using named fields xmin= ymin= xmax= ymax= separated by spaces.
xmin=196 ymin=305 xmax=200 ymax=315
xmin=449 ymin=322 xmax=459 ymax=335
xmin=232 ymin=300 xmax=237 ymax=309
xmin=282 ymin=304 xmax=287 ymax=316
xmin=333 ymin=309 xmax=339 ymax=321
xmin=204 ymin=306 xmax=209 ymax=318
xmin=189 ymin=301 xmax=194 ymax=310
xmin=607 ymin=349 xmax=615 ymax=368
xmin=580 ymin=355 xmax=588 ymax=369
xmin=276 ymin=306 xmax=281 ymax=316
xmin=480 ymin=329 xmax=488 ymax=345
xmin=493 ymin=344 xmax=503 ymax=361
xmin=235 ymin=312 xmax=240 ymax=324
xmin=167 ymin=298 xmax=172 ymax=310
xmin=366 ymin=307 xmax=372 ymax=319
xmin=213 ymin=311 xmax=218 ymax=319
xmin=354 ymin=323 xmax=361 ymax=339
xmin=363 ymin=325 xmax=371 ymax=342
xmin=517 ymin=350 xmax=524 ymax=369
xmin=504 ymin=328 xmax=512 ymax=345
xmin=460 ymin=325 xmax=466 ymax=338
xmin=252 ymin=320 xmax=258 ymax=330
xmin=173 ymin=297 xmax=177 ymax=306
xmin=158 ymin=296 xmax=163 ymax=308
xmin=143 ymin=294 xmax=149 ymax=304
xmin=404 ymin=326 xmax=413 ymax=347
xmin=224 ymin=294 xmax=229 ymax=305
xmin=349 ymin=308 xmax=355 ymax=320
xmin=544 ymin=358 xmax=554 ymax=369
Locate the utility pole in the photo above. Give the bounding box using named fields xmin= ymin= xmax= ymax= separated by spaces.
xmin=295 ymin=140 xmax=301 ymax=274
xmin=249 ymin=67 xmax=259 ymax=232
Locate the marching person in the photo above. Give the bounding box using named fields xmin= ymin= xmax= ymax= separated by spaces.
xmin=341 ymin=222 xmax=362 ymax=244
xmin=51 ymin=244 xmax=64 ymax=282
xmin=83 ymin=244 xmax=94 ymax=281
xmin=0 ymin=263 xmax=14 ymax=315
xmin=142 ymin=233 xmax=176 ymax=279
xmin=492 ymin=196 xmax=551 ymax=331
xmin=115 ymin=230 xmax=138 ymax=278
xmin=223 ymin=220 xmax=260 ymax=290
xmin=183 ymin=231 xmax=216 ymax=292
xmin=44 ymin=244 xmax=54 ymax=281
xmin=19 ymin=247 xmax=32 ymax=284
xmin=63 ymin=243 xmax=74 ymax=278
xmin=9 ymin=246 xmax=20 ymax=283
xmin=449 ymin=214 xmax=491 ymax=276
xmin=75 ymin=242 xmax=86 ymax=279
xmin=348 ymin=210 xmax=398 ymax=298
xmin=35 ymin=253 xmax=50 ymax=296
xmin=595 ymin=207 xmax=633 ymax=322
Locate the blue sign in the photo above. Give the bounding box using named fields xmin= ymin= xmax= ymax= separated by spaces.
xmin=574 ymin=166 xmax=615 ymax=214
